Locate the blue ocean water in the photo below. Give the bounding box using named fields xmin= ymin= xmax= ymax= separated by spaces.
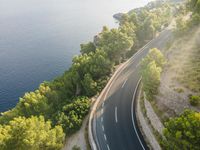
xmin=0 ymin=0 xmax=150 ymax=112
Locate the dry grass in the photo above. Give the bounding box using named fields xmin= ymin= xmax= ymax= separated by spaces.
xmin=155 ymin=26 xmax=200 ymax=117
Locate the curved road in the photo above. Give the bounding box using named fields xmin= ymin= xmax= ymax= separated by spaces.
xmin=92 ymin=28 xmax=172 ymax=150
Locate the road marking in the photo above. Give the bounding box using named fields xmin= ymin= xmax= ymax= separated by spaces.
xmin=101 ymin=108 xmax=103 ymax=114
xmin=121 ymin=79 xmax=127 ymax=88
xmin=131 ymin=78 xmax=145 ymax=150
xmin=101 ymin=117 xmax=103 ymax=122
xmin=104 ymin=134 xmax=107 ymax=141
xmin=102 ymin=125 xmax=104 ymax=132
xmin=107 ymin=144 xmax=110 ymax=150
xmin=102 ymin=102 xmax=104 ymax=107
xmin=115 ymin=107 xmax=118 ymax=123
xmin=89 ymin=28 xmax=169 ymax=150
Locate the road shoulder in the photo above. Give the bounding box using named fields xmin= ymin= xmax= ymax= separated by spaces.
xmin=135 ymin=84 xmax=162 ymax=150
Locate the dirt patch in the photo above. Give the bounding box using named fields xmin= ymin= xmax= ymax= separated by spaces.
xmin=62 ymin=115 xmax=89 ymax=150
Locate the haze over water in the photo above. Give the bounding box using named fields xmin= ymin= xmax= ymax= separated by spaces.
xmin=0 ymin=0 xmax=150 ymax=112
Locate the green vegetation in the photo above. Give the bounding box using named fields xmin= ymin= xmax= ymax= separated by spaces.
xmin=119 ymin=2 xmax=172 ymax=53
xmin=179 ymin=43 xmax=200 ymax=93
xmin=173 ymin=0 xmax=200 ymax=98
xmin=159 ymin=1 xmax=200 ymax=149
xmin=189 ymin=95 xmax=200 ymax=106
xmin=163 ymin=110 xmax=200 ymax=150
xmin=0 ymin=116 xmax=64 ymax=150
xmin=140 ymin=48 xmax=165 ymax=100
xmin=55 ymin=97 xmax=90 ymax=133
xmin=175 ymin=0 xmax=200 ymax=36
xmin=0 ymin=2 xmax=174 ymax=149
xmin=72 ymin=145 xmax=81 ymax=150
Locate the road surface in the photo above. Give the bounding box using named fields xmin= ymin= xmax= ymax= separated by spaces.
xmin=92 ymin=28 xmax=172 ymax=150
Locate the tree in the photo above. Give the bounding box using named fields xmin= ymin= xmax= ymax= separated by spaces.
xmin=140 ymin=48 xmax=165 ymax=100
xmin=96 ymin=27 xmax=133 ymax=63
xmin=80 ymin=42 xmax=96 ymax=54
xmin=55 ymin=97 xmax=90 ymax=133
xmin=141 ymin=61 xmax=161 ymax=100
xmin=72 ymin=49 xmax=113 ymax=84
xmin=119 ymin=22 xmax=136 ymax=42
xmin=141 ymin=48 xmax=165 ymax=69
xmin=17 ymin=83 xmax=51 ymax=117
xmin=175 ymin=17 xmax=187 ymax=36
xmin=81 ymin=73 xmax=97 ymax=97
xmin=163 ymin=110 xmax=200 ymax=150
xmin=188 ymin=0 xmax=200 ymax=14
xmin=0 ymin=84 xmax=52 ymax=124
xmin=0 ymin=116 xmax=64 ymax=150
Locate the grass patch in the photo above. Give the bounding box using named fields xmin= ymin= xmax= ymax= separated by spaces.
xmin=174 ymin=87 xmax=184 ymax=93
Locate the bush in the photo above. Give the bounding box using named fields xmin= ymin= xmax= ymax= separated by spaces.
xmin=163 ymin=110 xmax=200 ymax=150
xmin=55 ymin=97 xmax=90 ymax=134
xmin=140 ymin=48 xmax=165 ymax=100
xmin=72 ymin=145 xmax=81 ymax=150
xmin=189 ymin=95 xmax=200 ymax=106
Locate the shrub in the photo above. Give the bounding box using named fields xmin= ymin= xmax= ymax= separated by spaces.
xmin=163 ymin=110 xmax=200 ymax=150
xmin=189 ymin=95 xmax=200 ymax=106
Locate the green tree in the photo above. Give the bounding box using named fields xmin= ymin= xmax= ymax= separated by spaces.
xmin=141 ymin=48 xmax=165 ymax=69
xmin=72 ymin=49 xmax=112 ymax=80
xmin=96 ymin=27 xmax=133 ymax=63
xmin=17 ymin=84 xmax=51 ymax=117
xmin=80 ymin=42 xmax=96 ymax=54
xmin=140 ymin=48 xmax=165 ymax=100
xmin=81 ymin=73 xmax=97 ymax=97
xmin=163 ymin=110 xmax=200 ymax=150
xmin=0 ymin=84 xmax=52 ymax=124
xmin=175 ymin=17 xmax=187 ymax=36
xmin=56 ymin=97 xmax=90 ymax=133
xmin=141 ymin=61 xmax=161 ymax=100
xmin=0 ymin=116 xmax=64 ymax=150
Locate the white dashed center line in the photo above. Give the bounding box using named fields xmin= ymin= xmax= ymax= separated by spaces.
xmin=102 ymin=125 xmax=104 ymax=131
xmin=121 ymin=79 xmax=127 ymax=88
xmin=101 ymin=117 xmax=103 ymax=122
xmin=115 ymin=106 xmax=118 ymax=123
xmin=104 ymin=134 xmax=107 ymax=141
xmin=107 ymin=144 xmax=110 ymax=150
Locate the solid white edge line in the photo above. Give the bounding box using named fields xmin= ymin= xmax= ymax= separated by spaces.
xmin=131 ymin=78 xmax=145 ymax=150
xmin=88 ymin=29 xmax=167 ymax=150
xmin=115 ymin=106 xmax=118 ymax=123
xmin=121 ymin=79 xmax=127 ymax=88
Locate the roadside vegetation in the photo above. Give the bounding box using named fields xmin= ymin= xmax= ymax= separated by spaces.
xmin=0 ymin=1 xmax=174 ymax=149
xmin=140 ymin=48 xmax=165 ymax=101
xmin=139 ymin=0 xmax=200 ymax=149
xmin=162 ymin=1 xmax=200 ymax=149
xmin=162 ymin=109 xmax=200 ymax=150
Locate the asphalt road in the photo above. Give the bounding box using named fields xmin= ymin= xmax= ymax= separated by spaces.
xmin=92 ymin=28 xmax=172 ymax=150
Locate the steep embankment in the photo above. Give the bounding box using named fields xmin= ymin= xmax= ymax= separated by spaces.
xmin=156 ymin=26 xmax=200 ymax=118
